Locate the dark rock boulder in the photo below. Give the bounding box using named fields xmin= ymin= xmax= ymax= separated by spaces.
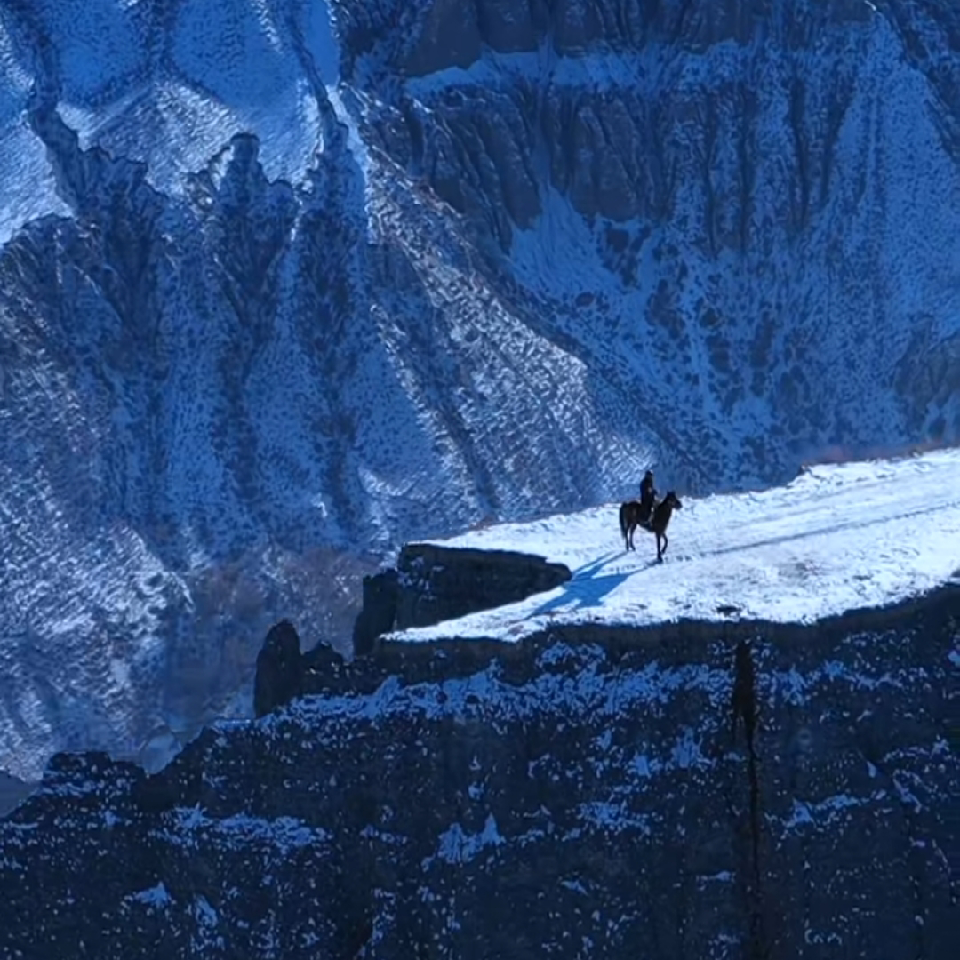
xmin=351 ymin=567 xmax=399 ymax=657
xmin=394 ymin=543 xmax=572 ymax=631
xmin=252 ymin=619 xmax=303 ymax=718
xmin=350 ymin=544 xmax=572 ymax=656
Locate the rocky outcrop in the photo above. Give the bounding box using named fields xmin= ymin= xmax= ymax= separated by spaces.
xmin=353 ymin=543 xmax=572 ymax=657
xmin=352 ymin=568 xmax=401 ymax=658
xmin=393 ymin=542 xmax=572 ymax=631
xmin=252 ymin=620 xmax=304 ymax=718
xmin=2 ymin=583 xmax=957 ymax=959
xmin=264 ymin=544 xmax=571 ymax=712
xmin=252 ymin=620 xmax=375 ymax=718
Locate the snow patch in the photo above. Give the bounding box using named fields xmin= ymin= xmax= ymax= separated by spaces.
xmin=157 ymin=807 xmax=329 ymax=854
xmin=129 ymin=882 xmax=173 ymax=909
xmin=428 ymin=814 xmax=505 ymax=866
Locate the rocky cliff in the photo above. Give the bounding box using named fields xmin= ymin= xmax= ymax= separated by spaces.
xmin=255 ymin=542 xmax=571 ymax=714
xmin=3 ymin=0 xmax=960 ymax=802
xmin=350 ymin=542 xmax=573 ymax=659
xmin=1 ymin=580 xmax=956 ymax=959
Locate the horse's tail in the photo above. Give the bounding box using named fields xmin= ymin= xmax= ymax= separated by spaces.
xmin=619 ymin=502 xmax=628 ymax=545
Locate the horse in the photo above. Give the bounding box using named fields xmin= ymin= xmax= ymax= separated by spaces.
xmin=619 ymin=499 xmax=650 ymax=551
xmin=619 ymin=491 xmax=683 ymax=561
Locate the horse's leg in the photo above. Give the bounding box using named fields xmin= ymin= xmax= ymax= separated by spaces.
xmin=661 ymin=531 xmax=669 ymax=557
xmin=656 ymin=532 xmax=664 ymax=563
xmin=628 ymin=522 xmax=635 ymax=551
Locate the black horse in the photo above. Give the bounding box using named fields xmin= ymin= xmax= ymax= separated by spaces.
xmin=619 ymin=491 xmax=683 ymax=561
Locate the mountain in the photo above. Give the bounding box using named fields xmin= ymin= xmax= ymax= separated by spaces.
xmin=2 ymin=449 xmax=957 ymax=959
xmin=2 ymin=0 xmax=960 ymax=781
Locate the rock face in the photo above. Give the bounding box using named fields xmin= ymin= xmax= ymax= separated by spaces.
xmin=393 ymin=542 xmax=573 ymax=632
xmin=273 ymin=544 xmax=572 ymax=711
xmin=376 ymin=0 xmax=960 ymax=489
xmin=252 ymin=620 xmax=304 ymax=718
xmin=352 ymin=568 xmax=401 ymax=658
xmin=353 ymin=544 xmax=573 ymax=657
xmin=3 ymin=0 xmax=960 ymax=794
xmin=2 ymin=585 xmax=956 ymax=959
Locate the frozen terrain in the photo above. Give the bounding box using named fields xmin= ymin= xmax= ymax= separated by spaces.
xmin=2 ymin=0 xmax=960 ymax=781
xmin=394 ymin=447 xmax=960 ymax=642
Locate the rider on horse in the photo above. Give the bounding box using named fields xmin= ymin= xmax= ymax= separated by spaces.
xmin=638 ymin=469 xmax=658 ymax=526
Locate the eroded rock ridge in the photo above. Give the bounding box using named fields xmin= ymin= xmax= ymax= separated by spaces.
xmin=1 ymin=583 xmax=956 ymax=959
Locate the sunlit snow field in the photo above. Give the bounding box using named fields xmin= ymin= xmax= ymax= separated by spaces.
xmin=391 ymin=448 xmax=960 ymax=643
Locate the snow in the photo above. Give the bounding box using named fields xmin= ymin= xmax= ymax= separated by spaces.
xmin=249 ymin=651 xmax=728 ymax=731
xmin=430 ymin=814 xmax=505 ymax=866
xmin=775 ymin=791 xmax=893 ymax=840
xmin=302 ymin=0 xmax=372 ymax=202
xmin=389 ymin=448 xmax=960 ymax=643
xmin=404 ymin=43 xmax=750 ymax=99
xmin=156 ymin=807 xmax=330 ymax=854
xmin=129 ymin=882 xmax=173 ymax=908
xmin=578 ymin=801 xmax=652 ymax=835
xmin=0 ymin=0 xmax=357 ymax=226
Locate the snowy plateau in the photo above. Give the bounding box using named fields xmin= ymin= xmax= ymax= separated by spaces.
xmin=392 ymin=447 xmax=960 ymax=642
xmin=1 ymin=0 xmax=960 ymax=791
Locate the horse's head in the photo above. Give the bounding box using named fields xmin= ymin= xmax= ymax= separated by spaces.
xmin=664 ymin=491 xmax=683 ymax=510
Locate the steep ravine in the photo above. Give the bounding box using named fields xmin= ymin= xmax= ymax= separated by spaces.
xmin=1 ymin=575 xmax=956 ymax=959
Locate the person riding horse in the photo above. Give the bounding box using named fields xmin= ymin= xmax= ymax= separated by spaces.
xmin=638 ymin=469 xmax=658 ymax=526
xmin=619 ymin=489 xmax=683 ymax=558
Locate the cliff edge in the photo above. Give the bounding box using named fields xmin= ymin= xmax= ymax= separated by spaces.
xmin=0 ymin=583 xmax=956 ymax=959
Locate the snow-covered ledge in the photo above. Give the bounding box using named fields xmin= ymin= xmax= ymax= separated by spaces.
xmin=382 ymin=448 xmax=960 ymax=646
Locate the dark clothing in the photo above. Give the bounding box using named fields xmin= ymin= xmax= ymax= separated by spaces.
xmin=638 ymin=475 xmax=658 ymax=524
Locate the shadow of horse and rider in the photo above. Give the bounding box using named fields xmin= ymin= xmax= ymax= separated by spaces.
xmin=529 ymin=472 xmax=684 ymax=619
